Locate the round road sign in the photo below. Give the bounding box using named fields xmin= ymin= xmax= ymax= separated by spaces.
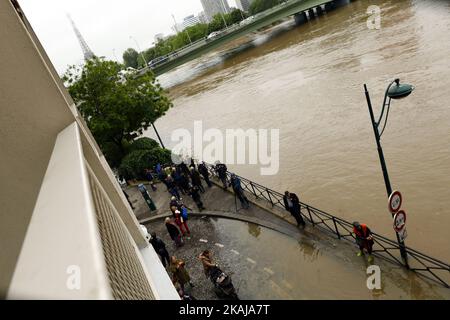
xmin=393 ymin=210 xmax=407 ymax=232
xmin=388 ymin=190 xmax=402 ymax=214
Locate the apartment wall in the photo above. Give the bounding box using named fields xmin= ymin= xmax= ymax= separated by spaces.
xmin=0 ymin=0 xmax=76 ymax=297
xmin=0 ymin=0 xmax=148 ymax=297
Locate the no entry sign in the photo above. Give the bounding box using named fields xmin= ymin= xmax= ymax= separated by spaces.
xmin=388 ymin=190 xmax=402 ymax=214
xmin=393 ymin=210 xmax=407 ymax=232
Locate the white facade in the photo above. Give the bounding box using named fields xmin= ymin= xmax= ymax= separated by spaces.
xmin=200 ymin=0 xmax=231 ymax=22
xmin=236 ymin=0 xmax=251 ymax=12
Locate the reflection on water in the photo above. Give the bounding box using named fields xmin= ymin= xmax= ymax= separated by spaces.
xmin=147 ymin=0 xmax=450 ymax=263
xmin=247 ymin=222 xmax=261 ymax=238
xmin=211 ymin=218 xmax=450 ymax=299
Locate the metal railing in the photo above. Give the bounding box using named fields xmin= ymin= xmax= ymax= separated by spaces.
xmin=200 ymin=162 xmax=450 ymax=288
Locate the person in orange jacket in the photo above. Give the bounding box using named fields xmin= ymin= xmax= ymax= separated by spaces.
xmin=353 ymin=221 xmax=374 ymax=262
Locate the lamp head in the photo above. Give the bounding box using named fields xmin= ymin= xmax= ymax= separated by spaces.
xmin=387 ymin=79 xmax=414 ymax=100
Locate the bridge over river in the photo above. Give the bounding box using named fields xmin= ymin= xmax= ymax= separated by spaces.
xmin=125 ymin=165 xmax=450 ymax=299
xmin=137 ymin=0 xmax=352 ymax=77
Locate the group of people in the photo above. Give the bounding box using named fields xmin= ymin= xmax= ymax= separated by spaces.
xmin=149 ymin=231 xmax=195 ymax=299
xmin=154 ymin=160 xmax=211 ymax=212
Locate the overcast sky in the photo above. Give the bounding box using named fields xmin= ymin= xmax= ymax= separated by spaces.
xmin=18 ymin=0 xmax=238 ymax=74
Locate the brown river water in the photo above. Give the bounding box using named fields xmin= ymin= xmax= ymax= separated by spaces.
xmin=145 ymin=0 xmax=450 ymax=263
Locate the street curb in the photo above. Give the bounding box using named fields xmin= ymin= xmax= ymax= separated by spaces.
xmin=140 ymin=210 xmax=303 ymax=240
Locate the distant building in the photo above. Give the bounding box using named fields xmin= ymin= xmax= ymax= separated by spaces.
xmin=154 ymin=33 xmax=164 ymax=42
xmin=172 ymin=14 xmax=203 ymax=33
xmin=198 ymin=11 xmax=208 ymax=23
xmin=235 ymin=0 xmax=251 ymax=12
xmin=182 ymin=14 xmax=201 ymax=29
xmin=200 ymin=0 xmax=231 ymax=22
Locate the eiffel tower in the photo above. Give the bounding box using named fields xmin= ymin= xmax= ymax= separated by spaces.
xmin=67 ymin=14 xmax=95 ymax=61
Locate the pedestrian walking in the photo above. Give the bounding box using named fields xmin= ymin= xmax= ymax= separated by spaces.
xmin=290 ymin=192 xmax=306 ymax=228
xmin=169 ymin=256 xmax=194 ymax=293
xmin=230 ymin=174 xmax=249 ymax=209
xmin=190 ymin=167 xmax=205 ymax=193
xmin=189 ymin=185 xmax=205 ymax=211
xmin=165 ymin=217 xmax=183 ymax=247
xmin=174 ymin=209 xmax=191 ymax=237
xmin=150 ymin=232 xmax=170 ymax=268
xmin=352 ymin=221 xmax=374 ymax=262
xmin=198 ymin=161 xmax=212 ymax=188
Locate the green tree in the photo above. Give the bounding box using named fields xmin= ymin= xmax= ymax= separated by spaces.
xmin=118 ymin=137 xmax=172 ymax=180
xmin=122 ymin=48 xmax=139 ymax=69
xmin=250 ymin=0 xmax=280 ymax=15
xmin=63 ymin=57 xmax=172 ymax=168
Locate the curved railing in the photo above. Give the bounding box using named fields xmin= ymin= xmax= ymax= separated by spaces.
xmin=200 ymin=161 xmax=450 ymax=288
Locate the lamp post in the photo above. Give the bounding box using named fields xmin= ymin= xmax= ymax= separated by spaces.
xmin=129 ymin=35 xmax=147 ymax=66
xmin=363 ymin=79 xmax=414 ymax=267
xmin=151 ymin=121 xmax=165 ymax=149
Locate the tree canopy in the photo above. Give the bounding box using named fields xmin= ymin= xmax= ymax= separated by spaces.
xmin=249 ymin=0 xmax=281 ymax=15
xmin=63 ymin=57 xmax=172 ymax=168
xmin=122 ymin=48 xmax=139 ymax=69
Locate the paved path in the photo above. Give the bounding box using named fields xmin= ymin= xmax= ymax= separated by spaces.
xmin=125 ymin=180 xmax=450 ymax=299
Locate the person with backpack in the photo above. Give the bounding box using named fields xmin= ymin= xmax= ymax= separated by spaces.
xmin=174 ymin=209 xmax=190 ymax=237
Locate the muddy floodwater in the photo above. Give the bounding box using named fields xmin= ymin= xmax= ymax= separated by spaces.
xmin=147 ymin=217 xmax=450 ymax=299
xmin=145 ymin=0 xmax=450 ymax=262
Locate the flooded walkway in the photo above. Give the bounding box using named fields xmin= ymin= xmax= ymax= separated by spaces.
xmin=126 ymin=181 xmax=450 ymax=299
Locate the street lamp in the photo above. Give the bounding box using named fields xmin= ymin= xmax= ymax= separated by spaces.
xmin=129 ymin=35 xmax=147 ymax=66
xmin=151 ymin=121 xmax=165 ymax=149
xmin=363 ymin=78 xmax=414 ymax=267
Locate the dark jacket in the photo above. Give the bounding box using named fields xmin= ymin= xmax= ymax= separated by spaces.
xmin=191 ymin=170 xmax=202 ymax=186
xmin=283 ymin=195 xmax=292 ymax=212
xmin=150 ymin=237 xmax=167 ymax=254
xmin=166 ymin=222 xmax=180 ymax=240
xmin=198 ymin=163 xmax=209 ymax=177
xmin=290 ymin=193 xmax=301 ymax=214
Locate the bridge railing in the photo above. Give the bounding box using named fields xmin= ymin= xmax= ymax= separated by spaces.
xmin=200 ymin=162 xmax=450 ymax=288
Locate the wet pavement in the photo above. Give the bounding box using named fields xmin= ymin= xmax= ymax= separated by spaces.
xmin=125 ymin=179 xmax=450 ymax=299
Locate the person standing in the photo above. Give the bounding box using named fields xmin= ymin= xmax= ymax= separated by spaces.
xmin=169 ymin=256 xmax=194 ymax=293
xmin=150 ymin=232 xmax=170 ymax=268
xmin=165 ymin=217 xmax=183 ymax=247
xmin=144 ymin=169 xmax=157 ymax=191
xmin=290 ymin=192 xmax=306 ymax=228
xmin=166 ymin=175 xmax=181 ymax=200
xmin=189 ymin=185 xmax=205 ymax=211
xmin=230 ymin=174 xmax=249 ymax=209
xmin=174 ymin=209 xmax=191 ymax=237
xmin=283 ymin=191 xmax=293 ymax=214
xmin=352 ymin=221 xmax=374 ymax=262
xmin=215 ymin=162 xmax=228 ymax=189
xmin=198 ymin=161 xmax=212 ymax=188
xmin=190 ymin=167 xmax=205 ymax=193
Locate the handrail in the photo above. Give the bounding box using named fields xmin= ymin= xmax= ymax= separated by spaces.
xmin=199 ymin=161 xmax=450 ymax=288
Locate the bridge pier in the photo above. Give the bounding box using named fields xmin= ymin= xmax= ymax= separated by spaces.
xmin=316 ymin=6 xmax=324 ymax=16
xmin=307 ymin=8 xmax=315 ymax=19
xmin=334 ymin=0 xmax=351 ymax=8
xmin=324 ymin=2 xmax=336 ymax=12
xmin=294 ymin=11 xmax=308 ymax=25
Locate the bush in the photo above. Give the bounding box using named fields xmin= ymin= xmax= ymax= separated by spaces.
xmin=118 ymin=145 xmax=171 ymax=180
